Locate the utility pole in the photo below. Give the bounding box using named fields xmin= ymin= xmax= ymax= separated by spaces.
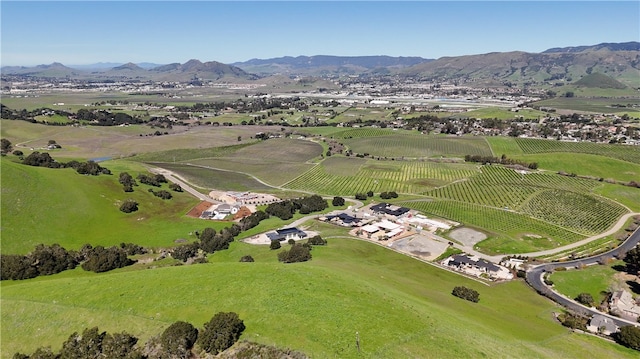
xmin=356 ymin=331 xmax=360 ymax=353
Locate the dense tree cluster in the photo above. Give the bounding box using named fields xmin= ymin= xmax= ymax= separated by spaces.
xmin=277 ymin=243 xmax=312 ymax=263
xmin=332 ymin=196 xmax=345 ymax=206
xmin=169 ymin=183 xmax=182 ymax=192
xmin=575 ymin=292 xmax=595 ymax=307
xmin=464 ymin=154 xmax=538 ymax=169
xmin=81 ymin=245 xmax=135 ymax=273
xmin=380 ymin=191 xmax=399 ymax=199
xmin=14 ymin=312 xmax=250 ymax=358
xmin=21 ymin=151 xmax=59 ymax=168
xmin=1 ymin=242 xmax=141 ymax=280
xmin=160 ymin=321 xmax=199 ymax=358
xmin=615 ymin=325 xmax=640 ymax=351
xmin=119 ymin=172 xmax=138 ymax=192
xmin=270 ymin=241 xmax=282 ymax=250
xmin=266 ymin=195 xmax=328 ymax=220
xmin=65 ymin=160 xmax=111 ymax=175
xmin=0 ymin=244 xmax=77 ymax=280
xmin=120 ymin=199 xmax=139 ymax=213
xmin=355 ymin=193 xmax=368 ymax=200
xmin=1 ymin=138 xmax=12 ymax=154
xmin=623 ymin=246 xmax=640 ymax=275
xmin=14 ymin=327 xmax=144 ymax=359
xmin=120 ymin=242 xmax=147 ymax=256
xmin=76 ymin=108 xmax=143 ymax=126
xmin=198 ymin=312 xmax=246 ymax=354
xmin=149 ymin=189 xmax=173 ymax=200
xmin=307 ymin=235 xmax=327 ymax=246
xmin=237 ymin=210 xmax=269 ymax=231
xmin=137 ymin=173 xmax=167 ymax=187
xmin=171 ymin=242 xmax=201 ymax=262
xmin=558 ymin=312 xmax=588 ymax=330
xmin=451 ymin=286 xmax=480 ymax=303
xmin=21 ymin=152 xmax=111 ymax=174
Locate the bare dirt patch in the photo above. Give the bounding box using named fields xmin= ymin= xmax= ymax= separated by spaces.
xmin=390 ymin=234 xmax=449 ymax=261
xmin=449 ymin=227 xmax=487 ymax=247
xmin=186 ymin=201 xmax=215 ymax=218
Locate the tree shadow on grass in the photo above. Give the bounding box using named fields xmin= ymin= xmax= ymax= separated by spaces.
xmin=626 ymin=280 xmax=640 ymax=295
xmin=612 ymin=264 xmax=627 ymax=272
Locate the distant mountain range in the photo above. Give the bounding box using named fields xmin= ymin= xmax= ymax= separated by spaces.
xmin=2 ymin=42 xmax=638 ymax=87
xmin=231 ymin=55 xmax=432 ymax=76
xmin=400 ymin=42 xmax=639 ymax=87
xmin=1 ymin=59 xmax=255 ymax=82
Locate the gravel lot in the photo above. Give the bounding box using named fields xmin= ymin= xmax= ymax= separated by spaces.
xmin=390 ymin=234 xmax=449 ymax=261
xmin=448 ymin=227 xmax=487 ymax=247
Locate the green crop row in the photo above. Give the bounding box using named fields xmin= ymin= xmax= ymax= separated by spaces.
xmin=400 ymin=200 xmax=586 ymax=251
xmin=515 ymin=138 xmax=640 ymax=164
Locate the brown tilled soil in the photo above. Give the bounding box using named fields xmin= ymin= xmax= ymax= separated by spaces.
xmin=186 ymin=201 xmax=214 ymax=218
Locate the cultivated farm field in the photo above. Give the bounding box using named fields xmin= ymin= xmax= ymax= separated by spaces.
xmin=342 ymin=134 xmax=494 ymax=158
xmin=2 ymin=119 xmax=640 ymax=358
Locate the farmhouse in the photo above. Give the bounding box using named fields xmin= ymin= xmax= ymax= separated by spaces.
xmin=609 ymin=290 xmax=640 ymax=320
xmin=215 ymin=203 xmax=240 ymax=215
xmin=356 ymin=219 xmax=407 ymax=241
xmin=370 ymin=203 xmax=410 ymax=218
xmin=587 ymin=315 xmax=618 ymax=335
xmin=444 ymin=254 xmax=513 ymax=280
xmin=210 ymin=190 xmax=280 ymax=206
xmin=323 ymin=212 xmax=361 ymax=226
xmin=266 ymin=227 xmax=308 ymax=242
xmin=406 ymin=214 xmax=453 ymax=231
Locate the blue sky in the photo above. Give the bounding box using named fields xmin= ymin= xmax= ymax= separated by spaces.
xmin=1 ymin=1 xmax=638 ymax=66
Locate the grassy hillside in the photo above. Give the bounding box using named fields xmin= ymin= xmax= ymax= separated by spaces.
xmin=2 ymin=238 xmax=637 ymax=359
xmin=573 ymin=72 xmax=628 ymax=89
xmin=0 ymin=158 xmax=210 ymax=255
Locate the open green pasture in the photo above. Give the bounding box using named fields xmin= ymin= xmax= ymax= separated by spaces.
xmin=534 ymin=95 xmax=640 ymax=113
xmin=342 ymin=134 xmax=493 ymax=158
xmin=330 ymin=127 xmax=411 ymax=139
xmin=2 ymin=238 xmax=637 ymax=359
xmin=0 ymin=159 xmax=213 ymax=255
xmin=186 ymin=158 xmax=314 ymax=187
xmin=331 ymin=106 xmax=395 ymax=123
xmin=400 ymin=199 xmax=586 ymax=254
xmin=0 ymin=120 xmax=278 ymax=160
xmin=133 ymin=142 xmax=254 ymax=162
xmin=512 ymin=153 xmax=640 ymax=184
xmin=514 ymin=137 xmax=640 ymax=164
xmin=549 ymin=261 xmax=626 ymax=305
xmin=34 ymin=114 xmax=72 ymax=124
xmin=486 ymin=136 xmax=640 ymax=183
xmin=149 ymin=162 xmax=274 ymax=192
xmin=485 ymin=136 xmax=525 ymax=156
xmin=457 ymin=107 xmax=548 ymax=120
xmin=595 ymin=183 xmax=640 ymax=212
xmin=147 ymin=138 xmax=322 ymax=186
xmin=284 ymin=159 xmax=479 ymax=196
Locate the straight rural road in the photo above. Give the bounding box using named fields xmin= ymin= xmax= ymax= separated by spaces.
xmin=148 ymin=167 xmax=213 ymax=202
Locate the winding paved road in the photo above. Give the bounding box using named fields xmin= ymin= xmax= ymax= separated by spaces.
xmin=526 ymin=226 xmax=640 ymax=329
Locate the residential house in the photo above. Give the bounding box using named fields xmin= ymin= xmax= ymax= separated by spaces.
xmin=587 ymin=314 xmax=618 ymax=335
xmin=610 ymin=290 xmax=640 ymax=321
xmin=266 ymin=227 xmax=308 ymax=242
xmin=370 ymin=203 xmax=410 ymax=218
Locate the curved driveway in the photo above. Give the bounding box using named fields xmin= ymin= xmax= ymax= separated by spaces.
xmin=526 ymin=226 xmax=640 ymax=329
